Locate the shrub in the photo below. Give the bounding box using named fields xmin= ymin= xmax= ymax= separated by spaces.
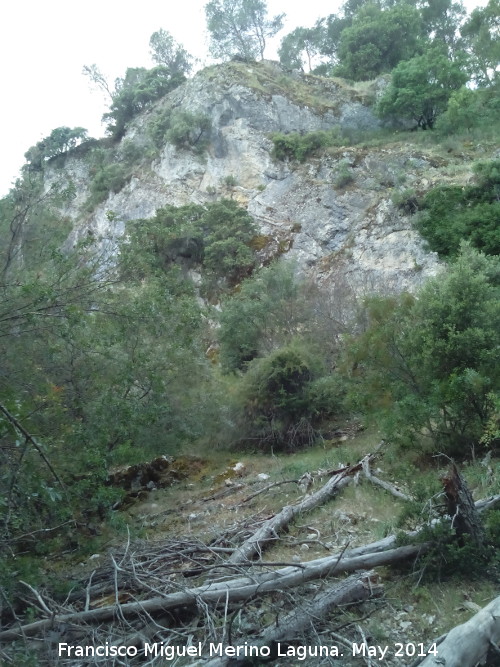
xmin=235 ymin=344 xmax=321 ymax=450
xmin=333 ymin=160 xmax=354 ymax=188
xmin=416 ymin=160 xmax=500 ymax=257
xmin=166 ymin=111 xmax=211 ymax=153
xmin=89 ymin=163 xmax=127 ymax=206
xmin=271 ymin=126 xmax=344 ymax=162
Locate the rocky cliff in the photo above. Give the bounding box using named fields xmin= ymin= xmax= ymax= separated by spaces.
xmin=45 ymin=59 xmax=478 ymax=293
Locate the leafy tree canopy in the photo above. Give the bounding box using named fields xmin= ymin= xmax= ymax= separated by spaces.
xmin=334 ymin=3 xmax=424 ymax=80
xmin=461 ymin=0 xmax=500 ymax=86
xmin=149 ymin=28 xmax=193 ymax=75
xmin=347 ymin=244 xmax=500 ymax=456
xmin=377 ymin=47 xmax=468 ymax=128
xmin=24 ymin=127 xmax=88 ymax=171
xmin=103 ymin=66 xmax=186 ymax=138
xmin=205 ymin=0 xmax=285 ymax=61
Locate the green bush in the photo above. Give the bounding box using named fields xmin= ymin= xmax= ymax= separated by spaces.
xmin=235 ymin=344 xmax=320 ymax=450
xmin=89 ymin=163 xmax=128 ymax=206
xmin=232 ymin=343 xmax=343 ymax=450
xmin=416 ymin=160 xmax=500 ymax=257
xmin=166 ymin=111 xmax=211 ymax=153
xmin=271 ymin=126 xmax=344 ymax=162
xmin=333 ymin=159 xmax=354 ymax=188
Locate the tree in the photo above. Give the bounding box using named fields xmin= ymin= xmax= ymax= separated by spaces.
xmin=205 ymin=0 xmax=285 ymax=61
xmin=103 ymin=66 xmax=186 ymax=138
xmin=278 ymin=26 xmax=322 ymax=71
xmin=24 ymin=127 xmax=88 ymax=171
xmin=377 ymin=47 xmax=468 ymax=129
xmin=149 ymin=29 xmax=193 ymax=75
xmin=335 ymin=3 xmax=423 ymax=80
xmin=348 ymin=244 xmax=500 ymax=456
xmin=218 ymin=260 xmax=309 ymax=372
xmin=461 ymin=0 xmax=500 ymax=86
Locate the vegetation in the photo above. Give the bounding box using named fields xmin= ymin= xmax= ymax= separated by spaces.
xmin=205 ymin=0 xmax=285 ymax=61
xmin=416 ymin=160 xmax=500 ymax=256
xmin=271 ymin=127 xmax=344 ymax=162
xmin=346 ymin=244 xmax=500 ymax=457
xmin=1 ymin=1 xmax=500 ymax=659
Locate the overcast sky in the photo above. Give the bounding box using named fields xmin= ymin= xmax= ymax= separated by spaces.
xmin=0 ymin=0 xmax=486 ymax=196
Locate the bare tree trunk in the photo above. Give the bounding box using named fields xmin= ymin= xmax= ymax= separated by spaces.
xmin=228 ymin=457 xmax=372 ymax=564
xmin=417 ymin=595 xmax=500 ymax=667
xmin=200 ymin=571 xmax=383 ymax=667
xmin=442 ymin=463 xmax=485 ymax=547
xmin=0 ymin=544 xmax=427 ymax=642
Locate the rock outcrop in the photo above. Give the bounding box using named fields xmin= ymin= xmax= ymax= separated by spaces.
xmin=45 ymin=61 xmax=446 ymax=293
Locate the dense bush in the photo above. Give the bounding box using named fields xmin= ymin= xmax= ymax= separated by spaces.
xmin=122 ymin=199 xmax=257 ymax=285
xmin=104 ymin=67 xmax=186 ymax=139
xmin=271 ymin=127 xmax=344 ymax=162
xmin=88 ymin=163 xmax=128 ymax=206
xmin=234 ymin=344 xmax=341 ymax=450
xmin=218 ymin=260 xmax=309 ymax=372
xmin=346 ymin=245 xmax=500 ymax=457
xmin=416 ymin=160 xmax=500 ymax=257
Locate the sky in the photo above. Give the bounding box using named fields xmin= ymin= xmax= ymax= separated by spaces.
xmin=0 ymin=0 xmax=487 ymax=197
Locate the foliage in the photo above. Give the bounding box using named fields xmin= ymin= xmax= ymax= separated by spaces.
xmin=334 ymin=4 xmax=423 ymax=81
xmin=270 ymin=127 xmax=344 ymax=162
xmin=333 ymin=159 xmax=354 ymax=188
xmin=461 ymin=0 xmax=500 ymax=86
xmin=416 ymin=160 xmax=500 ymax=256
xmin=122 ymin=199 xmax=257 ymax=286
xmin=166 ymin=111 xmax=212 ymax=153
xmin=148 ymin=108 xmax=211 ymax=153
xmin=278 ymin=26 xmax=322 ymax=71
xmin=103 ymin=66 xmax=186 ymax=139
xmin=205 ymin=0 xmax=284 ymax=61
xmin=233 ymin=343 xmax=339 ymax=450
xmin=24 ymin=127 xmax=89 ymax=171
xmin=149 ymin=28 xmax=193 ymax=75
xmin=346 ymin=245 xmax=500 ymax=457
xmin=377 ymin=47 xmax=468 ymax=129
xmin=218 ymin=260 xmax=310 ymax=372
xmin=88 ymin=163 xmax=128 ymax=205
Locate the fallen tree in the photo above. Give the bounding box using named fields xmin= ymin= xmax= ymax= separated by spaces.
xmin=228 ymin=455 xmax=374 ymax=564
xmin=199 ymin=571 xmax=383 ymax=667
xmin=0 ymin=542 xmax=428 ymax=642
xmin=417 ymin=594 xmax=500 ymax=667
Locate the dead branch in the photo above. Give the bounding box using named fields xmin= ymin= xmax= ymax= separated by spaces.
xmin=361 ymin=457 xmax=413 ymax=502
xmin=0 ymin=543 xmax=428 ymax=642
xmin=200 ymin=571 xmax=383 ymax=667
xmin=228 ymin=456 xmax=373 ymax=564
xmin=417 ymin=594 xmax=500 ymax=667
xmin=241 ymin=479 xmax=299 ymax=503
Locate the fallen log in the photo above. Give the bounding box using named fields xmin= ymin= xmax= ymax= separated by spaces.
xmin=199 ymin=571 xmax=383 ymax=667
xmin=0 ymin=543 xmax=428 ymax=642
xmin=228 ymin=456 xmax=372 ymax=564
xmin=361 ymin=457 xmax=413 ymax=502
xmin=417 ymin=594 xmax=500 ymax=667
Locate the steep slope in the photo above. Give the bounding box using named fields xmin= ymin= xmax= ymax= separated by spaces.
xmin=44 ymin=61 xmax=461 ymax=292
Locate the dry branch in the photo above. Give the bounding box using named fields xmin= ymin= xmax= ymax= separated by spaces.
xmin=228 ymin=456 xmax=373 ymax=564
xmin=0 ymin=543 xmax=428 ymax=642
xmin=201 ymin=571 xmax=383 ymax=667
xmin=418 ymin=595 xmax=500 ymax=667
xmin=361 ymin=457 xmax=413 ymax=502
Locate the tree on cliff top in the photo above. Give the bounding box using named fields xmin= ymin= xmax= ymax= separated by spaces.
xmin=205 ymin=0 xmax=285 ymax=61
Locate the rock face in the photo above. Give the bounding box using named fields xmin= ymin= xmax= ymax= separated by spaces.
xmin=45 ymin=60 xmax=443 ymax=293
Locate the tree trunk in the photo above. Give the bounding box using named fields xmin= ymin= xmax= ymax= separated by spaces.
xmin=200 ymin=571 xmax=383 ymax=667
xmin=442 ymin=463 xmax=485 ymax=547
xmin=418 ymin=595 xmax=500 ymax=667
xmin=0 ymin=544 xmax=427 ymax=642
xmin=228 ymin=456 xmax=372 ymax=564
